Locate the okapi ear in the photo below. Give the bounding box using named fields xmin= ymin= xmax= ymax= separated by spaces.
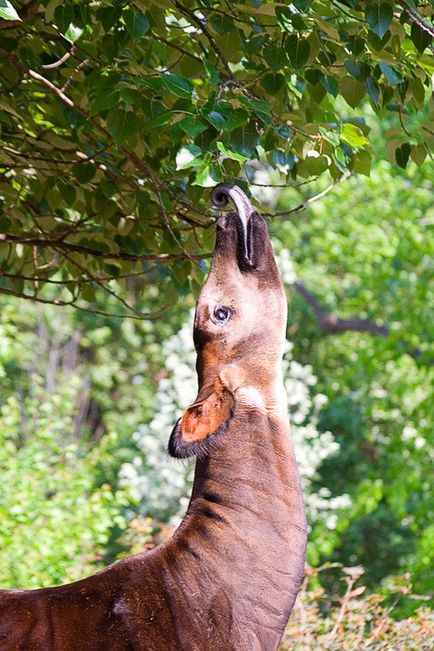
xmin=168 ymin=378 xmax=235 ymax=458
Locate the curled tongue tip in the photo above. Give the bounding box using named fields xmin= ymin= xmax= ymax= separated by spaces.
xmin=211 ymin=184 xmax=255 ymax=265
xmin=210 ymin=183 xmax=232 ymax=209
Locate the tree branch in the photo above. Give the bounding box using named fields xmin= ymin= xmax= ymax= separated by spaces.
xmin=293 ymin=280 xmax=389 ymax=336
xmin=0 ymin=234 xmax=207 ymax=263
xmin=292 ymin=280 xmax=432 ymax=364
xmin=397 ymin=1 xmax=434 ymax=40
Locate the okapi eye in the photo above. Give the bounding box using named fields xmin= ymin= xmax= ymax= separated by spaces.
xmin=214 ymin=306 xmax=232 ymax=323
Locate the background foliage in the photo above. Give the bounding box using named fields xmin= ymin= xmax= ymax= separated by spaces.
xmin=0 ymin=0 xmax=433 ymax=646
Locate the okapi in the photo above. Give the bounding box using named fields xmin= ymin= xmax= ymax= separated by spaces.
xmin=0 ymin=184 xmax=307 ymax=650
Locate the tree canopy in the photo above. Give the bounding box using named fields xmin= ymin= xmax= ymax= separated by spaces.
xmin=0 ymin=0 xmax=433 ymax=312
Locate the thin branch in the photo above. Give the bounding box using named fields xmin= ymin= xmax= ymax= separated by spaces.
xmin=152 ymin=33 xmax=202 ymax=62
xmin=41 ymin=47 xmax=75 ymax=69
xmin=0 ymin=234 xmax=208 ymax=262
xmin=267 ymin=171 xmax=350 ymax=218
xmin=174 ymin=2 xmax=235 ymax=81
xmin=59 ymin=249 xmax=156 ymax=319
xmin=397 ymin=0 xmax=434 ymax=39
xmin=0 ymin=285 xmax=165 ymax=320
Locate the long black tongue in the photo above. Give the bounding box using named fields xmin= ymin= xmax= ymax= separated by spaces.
xmin=211 ymin=184 xmax=255 ymax=267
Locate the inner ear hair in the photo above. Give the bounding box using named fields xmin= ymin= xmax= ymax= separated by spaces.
xmin=168 ymin=383 xmax=235 ymax=459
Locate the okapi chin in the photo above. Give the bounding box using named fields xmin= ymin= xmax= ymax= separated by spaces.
xmin=0 ymin=183 xmax=307 ymax=651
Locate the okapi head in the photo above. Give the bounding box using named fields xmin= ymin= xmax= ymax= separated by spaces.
xmin=169 ymin=184 xmax=287 ymax=459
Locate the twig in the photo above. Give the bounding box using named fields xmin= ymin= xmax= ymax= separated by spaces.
xmin=397 ymin=0 xmax=434 ymax=39
xmin=41 ymin=47 xmax=75 ymax=69
xmin=268 ymin=171 xmax=350 ymax=217
xmin=327 ymin=575 xmax=357 ymax=641
xmin=174 ymin=2 xmax=235 ymax=81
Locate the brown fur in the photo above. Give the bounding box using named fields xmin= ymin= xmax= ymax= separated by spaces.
xmin=0 ymin=189 xmax=307 ymax=650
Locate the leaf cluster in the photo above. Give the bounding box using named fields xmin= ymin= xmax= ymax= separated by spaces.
xmin=0 ymin=0 xmax=432 ymax=307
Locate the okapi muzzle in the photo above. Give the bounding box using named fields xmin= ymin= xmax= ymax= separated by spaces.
xmin=169 ymin=184 xmax=288 ymax=460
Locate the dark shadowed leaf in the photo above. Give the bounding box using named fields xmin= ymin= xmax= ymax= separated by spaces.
xmin=365 ymin=2 xmax=393 ymax=39
xmin=107 ymin=109 xmax=140 ymax=144
xmin=263 ymin=44 xmax=287 ymax=71
xmin=124 ymin=10 xmax=150 ymax=37
xmin=286 ymin=34 xmax=311 ymax=69
xmin=340 ymin=77 xmax=366 ymax=108
xmin=411 ymin=22 xmax=432 ymax=53
xmin=230 ymin=124 xmax=260 ymax=158
xmin=395 ymin=142 xmax=411 ymax=168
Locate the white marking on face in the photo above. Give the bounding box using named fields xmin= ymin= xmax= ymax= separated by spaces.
xmin=236 ymin=385 xmax=265 ymax=410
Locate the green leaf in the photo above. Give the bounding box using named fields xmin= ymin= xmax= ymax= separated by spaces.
xmin=63 ymin=24 xmax=83 ymax=44
xmin=365 ymin=2 xmax=393 ymax=39
xmin=58 ymin=181 xmax=76 ymax=206
xmin=230 ymin=124 xmax=259 ymax=158
xmin=192 ymin=164 xmax=222 ymax=187
xmin=333 ymin=146 xmax=347 ymax=172
xmin=352 ymin=149 xmax=372 ymax=176
xmin=203 ymin=106 xmax=248 ymax=132
xmin=319 ymin=127 xmax=340 ymax=146
xmin=340 ymin=77 xmax=366 ymax=108
xmin=54 ymin=4 xmax=74 ymax=32
xmin=123 ymin=10 xmax=150 ymax=38
xmin=217 ymin=142 xmax=249 ymax=163
xmin=379 ymin=61 xmax=403 ymax=86
xmin=365 ymin=77 xmax=380 ymax=105
xmin=175 ymin=145 xmax=202 ymax=170
xmin=106 ymin=109 xmax=140 ymax=144
xmin=205 ymin=111 xmax=227 ymax=130
xmin=178 ymin=115 xmax=208 ymax=137
xmin=145 ymin=111 xmax=174 ymax=129
xmin=411 ymin=22 xmax=432 ymax=54
xmin=285 ymin=34 xmax=311 ymax=69
xmin=238 ymin=95 xmax=272 ymax=115
xmin=263 ymin=44 xmax=287 ymax=71
xmin=162 ymin=73 xmax=193 ymax=99
xmin=204 ymin=60 xmax=219 ymax=85
xmin=0 ymin=0 xmax=20 ymax=20
xmin=275 ymin=124 xmax=292 ymax=140
xmin=304 ymin=153 xmax=329 ymax=175
xmin=260 ymin=73 xmax=285 ymax=95
xmin=395 ymin=142 xmax=411 ymax=169
xmin=72 ymin=163 xmax=96 ymax=184
xmin=341 ymin=123 xmax=369 ymax=148
xmin=410 ymin=144 xmax=427 ymax=166
xmin=320 ymin=75 xmax=339 ymax=97
xmin=90 ymin=89 xmax=119 ymax=115
xmin=344 ymin=60 xmax=371 ymax=81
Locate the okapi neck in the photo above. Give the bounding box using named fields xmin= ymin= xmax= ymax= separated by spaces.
xmin=163 ymin=413 xmax=307 ymax=648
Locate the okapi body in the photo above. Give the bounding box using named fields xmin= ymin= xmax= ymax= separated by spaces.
xmin=0 ymin=184 xmax=307 ymax=650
